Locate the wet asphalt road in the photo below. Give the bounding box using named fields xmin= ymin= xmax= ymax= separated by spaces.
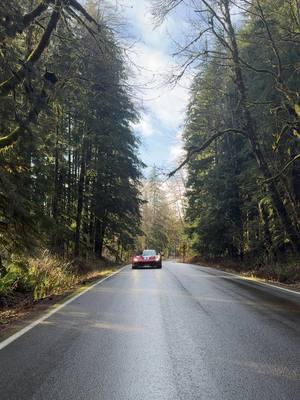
xmin=0 ymin=261 xmax=300 ymax=400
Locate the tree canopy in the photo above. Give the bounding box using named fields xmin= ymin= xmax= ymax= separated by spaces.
xmin=0 ymin=0 xmax=144 ymax=262
xmin=1 ymin=0 xmax=299 ymax=272
xmin=154 ymin=0 xmax=300 ymax=264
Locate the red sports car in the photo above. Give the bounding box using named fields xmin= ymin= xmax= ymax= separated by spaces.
xmin=132 ymin=249 xmax=162 ymax=269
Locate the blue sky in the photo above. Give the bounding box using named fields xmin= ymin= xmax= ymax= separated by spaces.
xmin=104 ymin=0 xmax=192 ymax=176
xmin=83 ymin=1 xmax=243 ymax=178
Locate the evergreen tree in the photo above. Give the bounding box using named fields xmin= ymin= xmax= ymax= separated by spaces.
xmin=0 ymin=0 xmax=144 ymax=262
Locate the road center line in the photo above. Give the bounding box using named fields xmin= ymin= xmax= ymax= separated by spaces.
xmin=0 ymin=265 xmax=129 ymax=351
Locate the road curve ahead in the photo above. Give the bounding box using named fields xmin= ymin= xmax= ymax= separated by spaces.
xmin=0 ymin=261 xmax=300 ymax=400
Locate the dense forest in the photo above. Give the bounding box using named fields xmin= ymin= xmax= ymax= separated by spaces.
xmin=0 ymin=0 xmax=143 ymax=270
xmin=137 ymin=167 xmax=184 ymax=257
xmin=154 ymin=0 xmax=300 ymax=277
xmin=0 ymin=0 xmax=299 ymax=297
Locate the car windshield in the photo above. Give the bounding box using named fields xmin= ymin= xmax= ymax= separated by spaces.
xmin=142 ymin=250 xmax=156 ymax=256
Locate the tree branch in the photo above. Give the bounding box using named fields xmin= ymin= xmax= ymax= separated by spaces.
xmin=168 ymin=128 xmax=246 ymax=177
xmin=0 ymin=88 xmax=48 ymax=149
xmin=22 ymin=0 xmax=52 ymax=31
xmin=67 ymin=0 xmax=100 ymax=28
xmin=172 ymin=27 xmax=211 ymax=56
xmin=0 ymin=0 xmax=62 ymax=96
xmin=263 ymin=154 xmax=300 ymax=184
xmin=2 ymin=0 xmax=52 ymax=38
xmin=273 ymin=123 xmax=299 ymax=151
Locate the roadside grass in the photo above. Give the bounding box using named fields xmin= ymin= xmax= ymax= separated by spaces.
xmin=252 ymin=261 xmax=300 ymax=284
xmin=186 ymin=256 xmax=300 ymax=287
xmin=0 ymin=252 xmax=122 ymax=329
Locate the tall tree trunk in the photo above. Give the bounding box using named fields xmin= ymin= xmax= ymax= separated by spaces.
xmin=259 ymin=200 xmax=276 ymax=261
xmin=74 ymin=138 xmax=86 ymax=257
xmin=291 ymin=142 xmax=300 ymax=223
xmin=67 ymin=113 xmax=72 ymax=218
xmin=223 ymin=0 xmax=300 ymax=253
xmin=52 ymin=124 xmax=59 ymax=220
xmin=94 ymin=218 xmax=106 ymax=258
xmin=94 ymin=219 xmax=101 ymax=258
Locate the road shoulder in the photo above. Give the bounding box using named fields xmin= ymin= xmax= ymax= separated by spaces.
xmin=180 ymin=259 xmax=300 ymax=295
xmin=0 ymin=265 xmax=126 ymax=343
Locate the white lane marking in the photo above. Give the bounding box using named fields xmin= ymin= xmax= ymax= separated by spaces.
xmin=0 ymin=265 xmax=129 ymax=351
xmin=190 ymin=264 xmax=300 ymax=296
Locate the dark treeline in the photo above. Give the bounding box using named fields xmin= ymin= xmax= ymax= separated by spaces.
xmin=184 ymin=0 xmax=300 ymax=266
xmin=154 ymin=0 xmax=300 ymax=271
xmin=0 ymin=0 xmax=143 ymax=264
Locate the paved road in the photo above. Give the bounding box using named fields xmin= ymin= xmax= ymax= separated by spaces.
xmin=0 ymin=261 xmax=300 ymax=399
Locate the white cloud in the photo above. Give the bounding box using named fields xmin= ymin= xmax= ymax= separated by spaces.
xmin=133 ymin=112 xmax=155 ymax=137
xmin=105 ymin=0 xmax=192 ymax=170
xmin=168 ymin=129 xmax=185 ymax=162
xmin=170 ymin=143 xmax=185 ymax=161
xmin=107 ymin=0 xmax=177 ymax=50
xmin=129 ymin=42 xmax=191 ymax=132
